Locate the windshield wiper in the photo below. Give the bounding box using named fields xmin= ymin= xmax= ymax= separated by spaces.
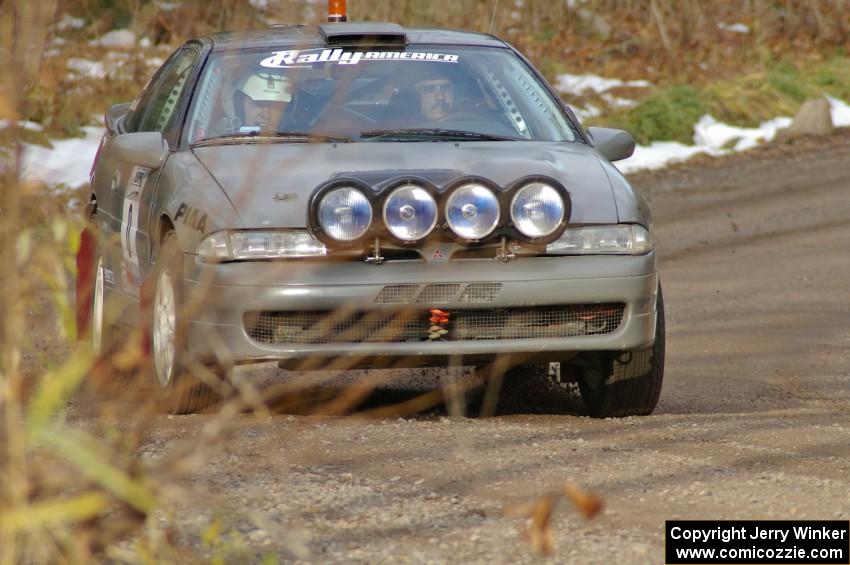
xmin=192 ymin=131 xmax=353 ymax=146
xmin=359 ymin=128 xmax=518 ymax=141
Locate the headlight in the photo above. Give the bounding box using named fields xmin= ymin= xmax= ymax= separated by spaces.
xmin=445 ymin=183 xmax=500 ymax=240
xmin=510 ymin=182 xmax=565 ymax=238
xmin=383 ymin=184 xmax=438 ymax=241
xmin=197 ymin=231 xmax=231 ymax=259
xmin=546 ymin=225 xmax=652 ymax=255
xmin=318 ymin=187 xmax=373 ymax=241
xmin=198 ymin=231 xmax=327 ymax=260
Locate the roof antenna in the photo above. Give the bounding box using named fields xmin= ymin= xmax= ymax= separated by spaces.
xmin=328 ymin=0 xmax=348 ymax=22
xmin=489 ymin=0 xmax=499 ymax=34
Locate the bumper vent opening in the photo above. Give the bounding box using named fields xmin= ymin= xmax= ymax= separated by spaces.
xmin=458 ymin=283 xmax=502 ymax=303
xmin=374 ymin=284 xmax=419 ymax=304
xmin=244 ymin=304 xmax=625 ymax=345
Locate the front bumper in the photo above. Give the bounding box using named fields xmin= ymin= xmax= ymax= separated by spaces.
xmin=182 ymin=253 xmax=659 ymax=368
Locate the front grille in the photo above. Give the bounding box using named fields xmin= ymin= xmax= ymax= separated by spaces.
xmin=453 ymin=304 xmax=623 ymax=340
xmin=244 ymin=304 xmax=625 ymax=345
xmin=415 ymin=283 xmax=461 ymax=303
xmin=245 ymin=310 xmax=427 ymax=344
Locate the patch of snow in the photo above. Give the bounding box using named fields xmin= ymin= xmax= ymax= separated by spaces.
xmin=249 ymin=0 xmax=270 ymax=9
xmin=694 ymin=114 xmax=791 ymax=152
xmin=571 ymin=104 xmax=601 ymax=122
xmin=51 ymin=37 xmax=67 ymax=46
xmin=56 ymin=14 xmax=85 ymax=31
xmin=556 ymin=73 xmax=651 ymax=95
xmin=510 ymin=10 xmax=521 ymax=20
xmin=90 ymin=29 xmax=136 ymax=48
xmin=718 ymin=22 xmax=750 ymax=34
xmin=617 ymin=142 xmax=720 ymax=174
xmin=827 ymin=96 xmax=850 ymax=127
xmin=139 ymin=37 xmax=152 ymax=48
xmin=0 ymin=120 xmax=44 ymax=132
xmin=147 ymin=56 xmax=165 ymax=68
xmin=616 ymin=112 xmax=796 ymax=173
xmin=21 ymin=126 xmax=104 ymax=188
xmin=600 ymin=93 xmax=638 ymax=110
xmin=158 ymin=2 xmax=183 ymax=10
xmin=67 ymin=58 xmax=107 ymax=79
xmin=607 ymin=90 xmax=850 ymax=173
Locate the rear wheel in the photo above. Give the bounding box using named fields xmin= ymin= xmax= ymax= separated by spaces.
xmin=147 ymin=231 xmax=219 ymax=414
xmin=578 ymin=287 xmax=665 ymax=418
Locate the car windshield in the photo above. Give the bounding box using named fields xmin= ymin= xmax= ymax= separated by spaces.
xmin=185 ymin=45 xmax=578 ymax=144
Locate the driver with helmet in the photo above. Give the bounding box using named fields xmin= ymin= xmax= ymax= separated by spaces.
xmin=230 ymin=72 xmax=292 ymax=132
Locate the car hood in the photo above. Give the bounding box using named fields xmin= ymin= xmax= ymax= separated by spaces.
xmin=192 ymin=141 xmax=619 ymax=228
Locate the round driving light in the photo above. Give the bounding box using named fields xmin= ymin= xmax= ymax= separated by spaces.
xmin=318 ymin=187 xmax=372 ymax=241
xmin=446 ymin=183 xmax=500 ymax=240
xmin=383 ymin=184 xmax=438 ymax=241
xmin=510 ymin=182 xmax=565 ymax=238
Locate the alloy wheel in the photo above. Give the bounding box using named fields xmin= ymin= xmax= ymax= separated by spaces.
xmin=153 ymin=270 xmax=177 ymax=387
xmin=91 ymin=256 xmax=105 ymax=354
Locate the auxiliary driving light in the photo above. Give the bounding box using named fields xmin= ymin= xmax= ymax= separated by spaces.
xmin=445 ymin=183 xmax=500 ymax=240
xmin=317 ymin=187 xmax=373 ymax=241
xmin=383 ymin=183 xmax=438 ymax=241
xmin=510 ymin=182 xmax=565 ymax=238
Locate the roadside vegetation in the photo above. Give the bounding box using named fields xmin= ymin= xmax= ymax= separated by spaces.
xmin=21 ymin=0 xmax=850 ymax=144
xmin=601 ymin=56 xmax=850 ymax=144
xmin=1 ymin=0 xmax=849 ymax=562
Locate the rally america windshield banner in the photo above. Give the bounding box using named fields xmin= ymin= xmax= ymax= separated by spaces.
xmin=260 ymin=49 xmax=460 ymax=69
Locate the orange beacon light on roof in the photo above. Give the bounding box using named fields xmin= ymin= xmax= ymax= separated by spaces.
xmin=328 ymin=0 xmax=347 ymax=22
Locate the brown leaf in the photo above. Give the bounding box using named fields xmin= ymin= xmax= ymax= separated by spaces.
xmin=563 ymin=482 xmax=603 ymax=519
xmin=528 ymin=495 xmax=556 ymax=556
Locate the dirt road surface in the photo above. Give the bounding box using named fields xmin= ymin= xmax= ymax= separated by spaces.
xmin=100 ymin=134 xmax=850 ymax=562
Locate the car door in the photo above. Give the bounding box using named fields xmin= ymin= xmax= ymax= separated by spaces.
xmin=98 ymin=46 xmax=201 ymax=321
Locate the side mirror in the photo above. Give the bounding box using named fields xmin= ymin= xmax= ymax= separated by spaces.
xmin=112 ymin=132 xmax=169 ymax=170
xmin=105 ymin=102 xmax=132 ymax=133
xmin=587 ymin=127 xmax=635 ymax=162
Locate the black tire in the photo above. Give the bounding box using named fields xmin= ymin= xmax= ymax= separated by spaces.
xmin=482 ymin=361 xmax=575 ymax=415
xmin=579 ymin=286 xmax=665 ymax=418
xmin=146 ymin=231 xmax=219 ymax=414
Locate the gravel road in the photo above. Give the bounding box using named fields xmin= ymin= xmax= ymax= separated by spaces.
xmin=102 ymin=133 xmax=850 ymax=562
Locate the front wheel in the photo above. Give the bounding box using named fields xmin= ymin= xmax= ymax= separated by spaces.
xmin=91 ymin=254 xmax=105 ymax=355
xmin=579 ymin=286 xmax=666 ymax=418
xmin=146 ymin=231 xmax=219 ymax=414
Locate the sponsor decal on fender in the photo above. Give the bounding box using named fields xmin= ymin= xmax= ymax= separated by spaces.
xmin=175 ymin=203 xmax=208 ymax=233
xmin=260 ymin=48 xmax=459 ymax=69
xmin=129 ymin=165 xmax=149 ymax=188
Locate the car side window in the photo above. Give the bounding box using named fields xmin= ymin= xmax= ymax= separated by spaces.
xmin=131 ymin=47 xmax=199 ymax=134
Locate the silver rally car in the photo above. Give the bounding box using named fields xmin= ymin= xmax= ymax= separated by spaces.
xmin=79 ymin=22 xmax=663 ymax=416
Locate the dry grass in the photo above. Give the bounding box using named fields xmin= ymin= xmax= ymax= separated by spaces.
xmin=36 ymin=1 xmax=850 ymax=141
